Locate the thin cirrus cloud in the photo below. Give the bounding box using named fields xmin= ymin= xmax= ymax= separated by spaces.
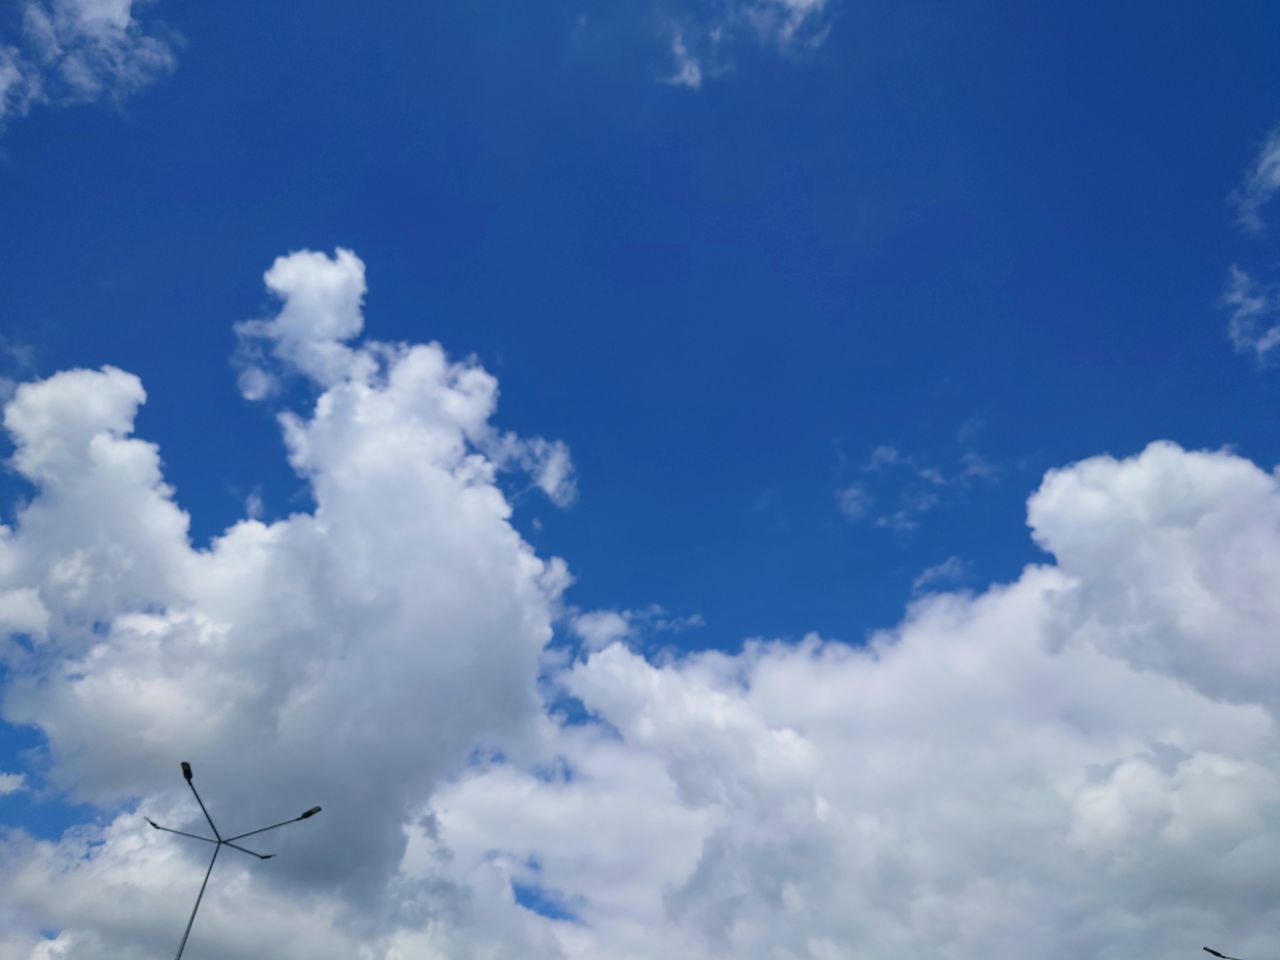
xmin=1224 ymin=264 xmax=1280 ymax=365
xmin=1224 ymin=128 xmax=1280 ymax=363
xmin=1231 ymin=128 xmax=1280 ymax=234
xmin=3 ymin=252 xmax=1280 ymax=958
xmin=0 ymin=0 xmax=176 ymax=128
xmin=660 ymin=0 xmax=833 ymax=89
xmin=837 ymin=442 xmax=998 ymax=532
xmin=911 ymin=554 xmax=968 ymax=593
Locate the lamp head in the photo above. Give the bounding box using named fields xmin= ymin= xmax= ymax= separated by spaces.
xmin=181 ymin=762 xmax=193 ymax=781
xmin=300 ymin=806 xmax=322 ymax=819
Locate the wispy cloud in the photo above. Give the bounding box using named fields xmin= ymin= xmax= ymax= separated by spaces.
xmin=659 ymin=0 xmax=834 ymax=90
xmin=0 ymin=0 xmax=176 ymax=130
xmin=835 ymin=482 xmax=871 ymax=520
xmin=838 ymin=435 xmax=999 ymax=532
xmin=0 ymin=771 xmax=26 ymax=795
xmin=1221 ymin=127 xmax=1280 ymax=366
xmin=570 ymin=603 xmax=705 ymax=652
xmin=1224 ymin=265 xmax=1280 ymax=363
xmin=865 ymin=444 xmax=901 ymax=471
xmin=911 ymin=555 xmax=968 ymax=593
xmin=1231 ymin=128 xmax=1280 ymax=233
xmin=0 ymin=335 xmax=38 ymax=403
xmin=664 ymin=28 xmax=703 ymax=89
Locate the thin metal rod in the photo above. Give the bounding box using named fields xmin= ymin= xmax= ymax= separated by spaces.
xmin=174 ymin=843 xmax=220 ymax=960
xmin=186 ymin=779 xmax=221 ymax=841
xmin=224 ymin=816 xmax=304 ymax=843
xmin=146 ymin=819 xmax=217 ymax=845
xmin=1204 ymin=950 xmax=1244 ymax=960
xmin=223 ymin=840 xmax=273 ymax=860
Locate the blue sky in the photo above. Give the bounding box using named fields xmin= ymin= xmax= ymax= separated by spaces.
xmin=6 ymin=2 xmax=1278 ymax=645
xmin=6 ymin=3 xmax=1280 ymax=958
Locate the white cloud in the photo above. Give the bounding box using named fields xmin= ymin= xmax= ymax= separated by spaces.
xmin=911 ymin=555 xmax=967 ymax=593
xmin=444 ymin=440 xmax=1280 ymax=960
xmin=569 ymin=605 xmax=705 ymax=652
xmin=517 ymin=437 xmax=579 ymax=508
xmin=237 ymin=248 xmax=578 ymax=509
xmin=0 ymin=249 xmax=574 ymax=958
xmin=959 ymin=450 xmax=998 ymax=480
xmin=865 ymin=444 xmax=901 ymax=471
xmin=572 ymin=609 xmax=632 ymax=650
xmin=1220 ymin=130 xmax=1280 ymax=368
xmin=1232 ymin=128 xmax=1280 ymax=233
xmin=0 ymin=0 xmax=175 ymax=128
xmin=848 ymin=438 xmax=998 ymax=533
xmin=660 ymin=0 xmax=832 ymax=90
xmin=7 ymin=253 xmax=1280 ymax=958
xmin=740 ymin=0 xmax=830 ymax=48
xmin=665 ymin=29 xmax=702 ymax=89
xmin=243 ymin=490 xmax=264 ymax=520
xmin=0 ymin=772 xmax=25 ymax=795
xmin=834 ymin=482 xmax=870 ymax=520
xmin=1224 ymin=265 xmax=1280 ymax=363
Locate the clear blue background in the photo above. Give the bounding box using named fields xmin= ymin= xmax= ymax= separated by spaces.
xmin=3 ymin=0 xmax=1280 ymax=836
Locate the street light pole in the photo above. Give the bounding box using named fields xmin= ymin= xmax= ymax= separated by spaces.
xmin=146 ymin=762 xmax=321 ymax=960
xmin=1204 ymin=948 xmax=1245 ymax=960
xmin=173 ymin=844 xmax=219 ymax=960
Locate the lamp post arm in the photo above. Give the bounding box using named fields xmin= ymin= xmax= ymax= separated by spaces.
xmin=223 ymin=840 xmax=274 ymax=860
xmin=145 ymin=818 xmax=217 ymax=845
xmin=224 ymin=810 xmax=317 ymax=844
xmin=186 ymin=779 xmax=221 ymax=841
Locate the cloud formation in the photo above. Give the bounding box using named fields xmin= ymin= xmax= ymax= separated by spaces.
xmin=444 ymin=441 xmax=1280 ymax=959
xmin=3 ymin=253 xmax=1280 ymax=959
xmin=0 ymin=249 xmax=574 ymax=958
xmin=569 ymin=604 xmax=705 ymax=653
xmin=0 ymin=772 xmax=24 ymax=795
xmin=1232 ymin=128 xmax=1280 ymax=233
xmin=660 ymin=0 xmax=833 ymax=89
xmin=911 ymin=554 xmax=967 ymax=593
xmin=1224 ymin=265 xmax=1280 ymax=363
xmin=0 ymin=0 xmax=175 ymax=128
xmin=838 ymin=440 xmax=998 ymax=533
xmin=1224 ymin=128 xmax=1280 ymax=362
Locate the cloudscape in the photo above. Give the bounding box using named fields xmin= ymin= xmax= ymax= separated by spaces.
xmin=3 ymin=4 xmax=1280 ymax=959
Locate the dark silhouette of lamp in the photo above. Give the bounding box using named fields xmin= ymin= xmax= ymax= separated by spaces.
xmin=1204 ymin=948 xmax=1244 ymax=960
xmin=146 ymin=761 xmax=322 ymax=960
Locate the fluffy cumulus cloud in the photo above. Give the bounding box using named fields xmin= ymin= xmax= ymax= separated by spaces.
xmin=660 ymin=0 xmax=833 ymax=89
xmin=0 ymin=249 xmax=574 ymax=958
xmin=3 ymin=252 xmax=1280 ymax=958
xmin=444 ymin=441 xmax=1280 ymax=959
xmin=0 ymin=0 xmax=175 ymax=127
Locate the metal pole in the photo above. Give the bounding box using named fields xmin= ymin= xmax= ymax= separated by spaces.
xmin=152 ymin=763 xmax=319 ymax=956
xmin=174 ymin=843 xmax=220 ymax=960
